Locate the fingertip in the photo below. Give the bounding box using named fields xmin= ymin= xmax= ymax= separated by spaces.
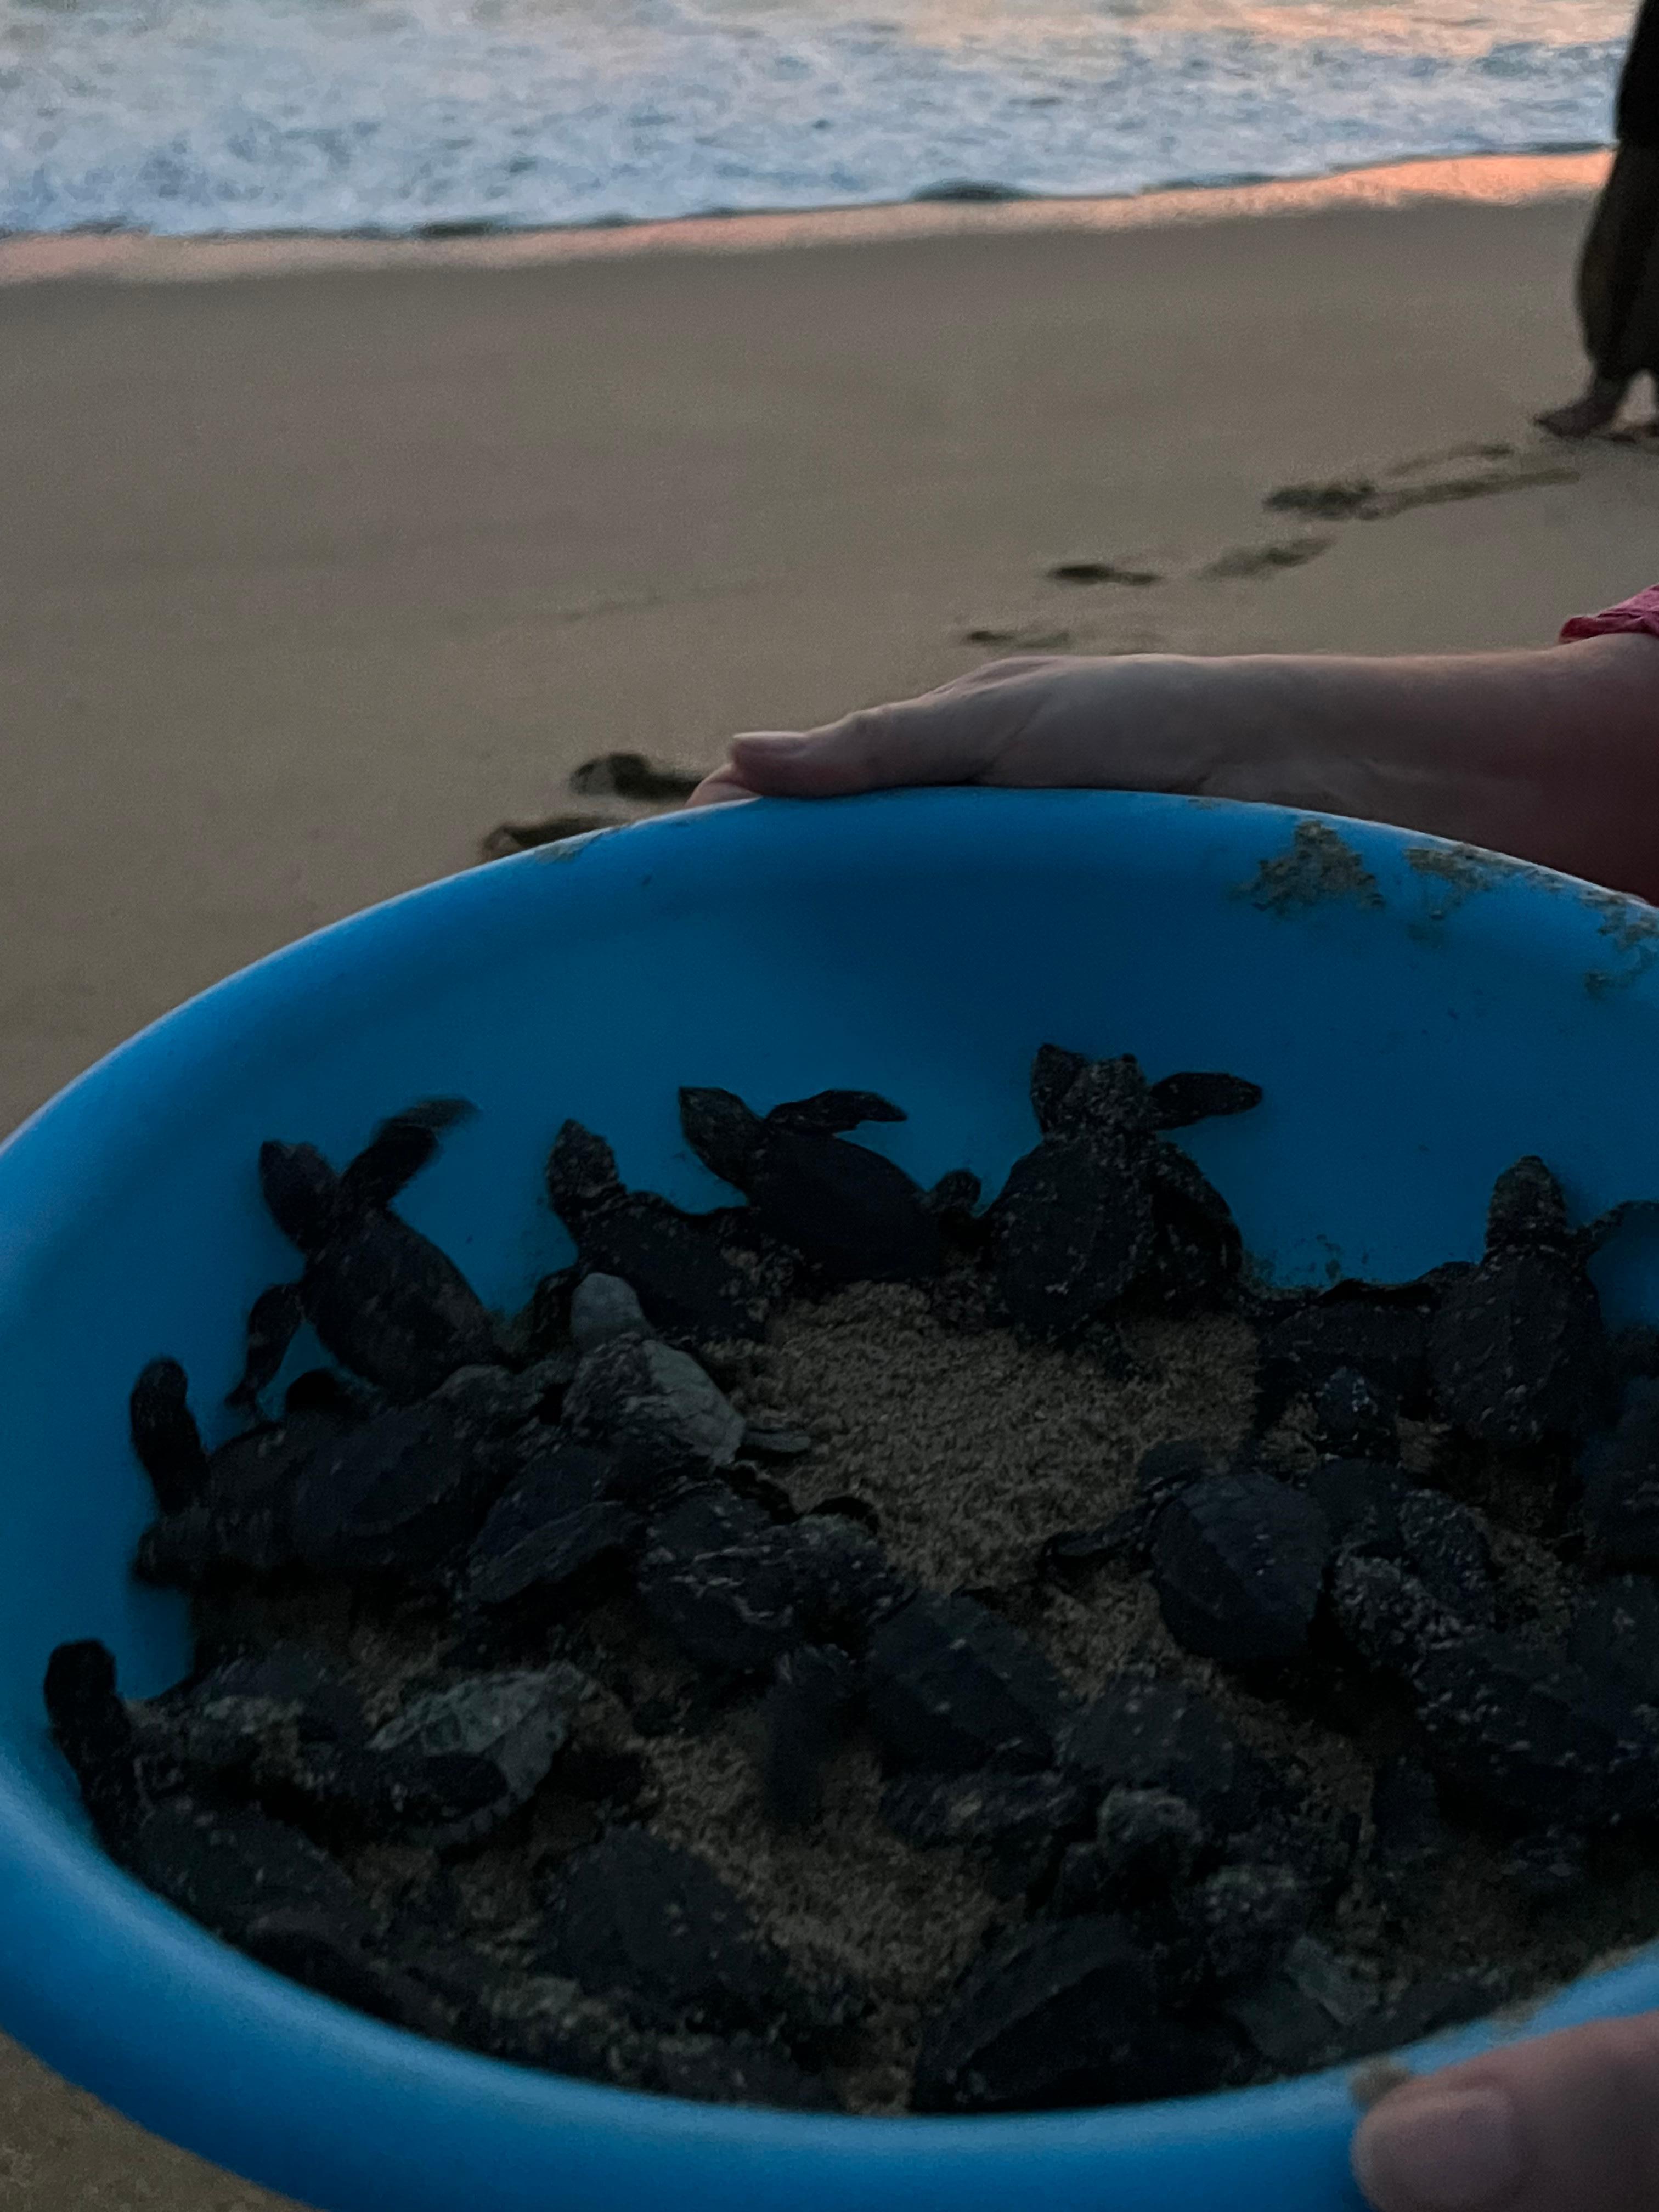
xmin=1350 ymin=2011 xmax=1659 ymax=2212
xmin=684 ymin=769 xmax=757 ymax=809
xmin=725 ymin=732 xmax=812 ymax=788
xmin=1352 ymin=2085 xmax=1525 ymax=2211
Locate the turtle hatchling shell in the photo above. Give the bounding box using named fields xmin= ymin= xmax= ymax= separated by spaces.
xmin=1150 ymin=1470 xmax=1331 ymax=1666
xmin=367 ymin=1664 xmax=586 ymax=1847
xmin=563 ymin=1338 xmax=745 ymax=1498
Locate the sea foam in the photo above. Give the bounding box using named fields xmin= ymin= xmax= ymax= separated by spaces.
xmin=0 ymin=0 xmax=1630 ymax=237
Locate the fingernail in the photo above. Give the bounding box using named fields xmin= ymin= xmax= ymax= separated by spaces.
xmin=730 ymin=733 xmax=808 ymax=758
xmin=1353 ymin=2087 xmax=1526 ymax=2211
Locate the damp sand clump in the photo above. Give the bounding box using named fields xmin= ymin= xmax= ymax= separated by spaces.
xmin=42 ymin=1055 xmax=1659 ymax=2116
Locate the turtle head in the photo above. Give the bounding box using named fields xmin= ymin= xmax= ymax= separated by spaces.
xmin=259 ymin=1141 xmax=343 ymax=1254
xmin=1056 ymin=1054 xmax=1154 ymax=1143
xmin=1486 ymin=1155 xmax=1572 ymax=1259
xmin=547 ymin=1120 xmax=623 ymax=1224
xmin=1030 ymin=1045 xmax=1090 ymax=1135
xmin=679 ymin=1088 xmax=763 ymax=1192
xmin=44 ymin=1638 xmax=119 ymax=1737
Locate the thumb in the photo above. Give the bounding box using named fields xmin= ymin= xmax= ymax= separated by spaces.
xmin=1352 ymin=2011 xmax=1659 ymax=2212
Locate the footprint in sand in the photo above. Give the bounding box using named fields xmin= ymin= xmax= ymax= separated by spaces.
xmin=1199 ymin=535 xmax=1333 ymax=580
xmin=1266 ymin=447 xmax=1576 ymax=523
xmin=960 ymin=624 xmax=1075 ymax=651
xmin=478 ymin=811 xmax=624 ymax=862
xmin=1046 ymin=560 xmax=1163 ymax=586
xmin=568 ymin=749 xmax=703 ymax=800
xmin=479 ymin=749 xmax=710 ymax=861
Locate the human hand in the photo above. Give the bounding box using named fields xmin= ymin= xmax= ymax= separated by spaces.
xmin=684 ymin=633 xmax=1659 ymax=902
xmin=685 ymin=653 xmax=1301 ymax=810
xmin=1351 ymin=2011 xmax=1659 ymax=2211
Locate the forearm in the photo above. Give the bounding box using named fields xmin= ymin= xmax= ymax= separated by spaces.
xmin=1112 ymin=636 xmax=1659 ymax=900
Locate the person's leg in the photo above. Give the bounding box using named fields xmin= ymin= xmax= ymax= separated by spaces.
xmin=1536 ymin=371 xmax=1629 ymax=436
xmin=1536 ymin=144 xmax=1658 ymax=434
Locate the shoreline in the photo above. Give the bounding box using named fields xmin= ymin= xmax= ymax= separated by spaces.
xmin=0 ymin=149 xmax=1610 ymax=287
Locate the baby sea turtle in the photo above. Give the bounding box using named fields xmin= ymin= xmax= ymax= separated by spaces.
xmin=1393 ymin=1487 xmax=1496 ymax=1626
xmin=238 ymin=1903 xmax=448 ymax=2034
xmin=548 ymin=1122 xmax=792 ymax=1344
xmin=143 ymin=1644 xmax=368 ymax=1807
xmin=362 ymin=1664 xmax=585 ymax=1848
xmin=1184 ymin=1861 xmax=1311 ymax=1990
xmin=882 ymin=1767 xmax=1092 ymax=1895
xmin=639 ymin=1485 xmax=907 ymax=1678
xmin=1308 ymin=1463 xmax=1494 ymax=1626
xmin=983 ymin=1047 xmax=1260 ymax=1341
xmin=124 ymin=1797 xmax=365 ymax=1944
xmin=1062 ymin=1677 xmax=1252 ymax=1833
xmin=540 ymin=1827 xmax=819 ymax=2039
xmin=568 ymin=1272 xmax=653 ymax=1352
xmin=1220 ymin=1936 xmax=1379 ymax=2074
xmin=912 ymin=1915 xmax=1189 ymax=2113
xmin=865 ymin=1592 xmax=1072 ymax=1774
xmin=465 ymin=1493 xmax=640 ymax=1613
xmin=1410 ymin=1628 xmax=1659 ymax=1833
xmin=1054 ymin=1787 xmax=1206 ymax=1916
xmin=1331 ymin=1556 xmax=1659 ymax=1833
xmin=133 ymin=1369 xmax=368 ymax=1585
xmin=1255 ymin=1285 xmax=1434 ymax=1430
xmin=287 ymin=1365 xmax=545 ymax=1576
xmin=638 ymin=1486 xmax=806 ymax=1675
xmin=678 ymin=1086 xmax=945 ymax=1285
xmin=1427 ymin=1155 xmax=1640 ymax=1446
xmin=1039 ymin=1440 xmax=1210 ymax=1581
xmin=1312 ymin=1367 xmax=1400 ymax=1464
xmin=1149 ymin=1468 xmax=1331 ymax=1667
xmin=1328 ymin=1550 xmax=1467 ymax=1681
xmin=563 ymin=1334 xmax=745 ymax=1500
xmin=233 ymin=1098 xmax=499 ymax=1408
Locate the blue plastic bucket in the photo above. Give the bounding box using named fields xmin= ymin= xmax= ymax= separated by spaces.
xmin=2 ymin=788 xmax=1658 ymax=2212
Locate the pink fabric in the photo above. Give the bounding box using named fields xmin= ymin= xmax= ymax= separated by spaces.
xmin=1560 ymin=583 xmax=1659 ymax=640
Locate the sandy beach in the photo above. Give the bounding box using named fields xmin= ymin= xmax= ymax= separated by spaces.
xmin=3 ymin=151 xmax=1659 ymax=2202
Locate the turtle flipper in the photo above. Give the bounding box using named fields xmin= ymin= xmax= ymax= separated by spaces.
xmin=767 ymin=1091 xmax=907 ymax=1137
xmin=129 ymin=1358 xmax=208 ymax=1514
xmin=259 ymin=1141 xmax=342 ymax=1251
xmin=1147 ymin=1071 xmax=1263 ymax=1131
xmin=924 ymin=1167 xmax=982 ymax=1217
xmin=679 ymin=1087 xmax=761 ymax=1190
xmin=228 ymin=1280 xmax=306 ymax=1412
xmin=340 ymin=1098 xmax=476 ymax=1211
xmin=1030 ymin=1045 xmax=1088 ymax=1135
xmin=44 ymin=1640 xmax=144 ymax=1853
xmin=1582 ymin=1196 xmax=1659 ymax=1258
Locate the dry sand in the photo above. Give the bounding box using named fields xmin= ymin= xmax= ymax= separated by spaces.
xmin=5 ymin=149 xmax=1659 ymax=2200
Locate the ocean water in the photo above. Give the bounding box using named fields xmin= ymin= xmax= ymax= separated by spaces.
xmin=0 ymin=0 xmax=1633 ymax=237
